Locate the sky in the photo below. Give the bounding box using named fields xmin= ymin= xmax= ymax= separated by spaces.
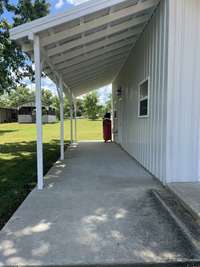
xmin=3 ymin=0 xmax=90 ymax=21
xmin=3 ymin=0 xmax=112 ymax=103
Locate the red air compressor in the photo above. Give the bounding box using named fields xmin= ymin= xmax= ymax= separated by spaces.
xmin=103 ymin=113 xmax=112 ymax=142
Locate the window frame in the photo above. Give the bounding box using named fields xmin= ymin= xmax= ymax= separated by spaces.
xmin=138 ymin=77 xmax=150 ymax=118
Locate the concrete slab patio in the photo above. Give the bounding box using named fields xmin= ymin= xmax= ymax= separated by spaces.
xmin=0 ymin=142 xmax=197 ymax=266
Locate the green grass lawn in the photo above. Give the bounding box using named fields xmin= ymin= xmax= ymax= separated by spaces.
xmin=0 ymin=119 xmax=102 ymax=228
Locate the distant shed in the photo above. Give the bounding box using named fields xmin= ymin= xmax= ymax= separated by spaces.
xmin=18 ymin=102 xmax=56 ymax=124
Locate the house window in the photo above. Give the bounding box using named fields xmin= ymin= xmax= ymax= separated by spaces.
xmin=138 ymin=78 xmax=149 ymax=117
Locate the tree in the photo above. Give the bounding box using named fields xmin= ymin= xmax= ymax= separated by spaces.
xmin=104 ymin=93 xmax=112 ymax=113
xmin=52 ymin=95 xmax=71 ymax=119
xmin=51 ymin=95 xmax=60 ymax=118
xmin=83 ymin=91 xmax=101 ymax=120
xmin=4 ymin=86 xmax=34 ymax=107
xmin=0 ymin=20 xmax=32 ymax=94
xmin=0 ymin=86 xmax=57 ymax=109
xmin=10 ymin=0 xmax=50 ymax=27
xmin=0 ymin=0 xmax=9 ymax=14
xmin=42 ymin=89 xmax=54 ymax=107
xmin=0 ymin=93 xmax=10 ymax=107
xmin=76 ymin=98 xmax=84 ymax=117
xmin=64 ymin=98 xmax=71 ymax=118
xmin=98 ymin=104 xmax=106 ymax=118
xmin=0 ymin=0 xmax=50 ymax=94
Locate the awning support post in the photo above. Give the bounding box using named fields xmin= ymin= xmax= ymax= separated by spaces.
xmin=59 ymin=78 xmax=65 ymax=160
xmin=74 ymin=100 xmax=77 ymax=143
xmin=70 ymin=95 xmax=73 ymax=144
xmin=34 ymin=35 xmax=43 ymax=190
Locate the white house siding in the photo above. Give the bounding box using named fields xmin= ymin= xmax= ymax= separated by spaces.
xmin=166 ymin=0 xmax=200 ymax=183
xmin=113 ymin=0 xmax=169 ymax=182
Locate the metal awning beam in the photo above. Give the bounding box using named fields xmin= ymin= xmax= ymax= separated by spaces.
xmin=69 ymin=69 xmax=118 ymax=88
xmin=61 ymin=50 xmax=129 ymax=75
xmin=10 ymin=0 xmax=160 ymax=97
xmin=10 ymin=0 xmax=144 ymax=40
xmin=42 ymin=0 xmax=156 ymax=47
xmin=72 ymin=78 xmax=114 ymax=95
xmin=66 ymin=64 xmax=121 ymax=85
xmin=64 ymin=58 xmax=124 ymax=81
xmin=55 ymin=40 xmax=133 ymax=71
xmin=47 ymin=18 xmax=145 ymax=58
xmin=51 ymin=30 xmax=138 ymax=64
xmin=72 ymin=80 xmax=112 ymax=96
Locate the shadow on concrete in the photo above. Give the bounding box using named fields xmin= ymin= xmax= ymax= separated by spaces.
xmin=0 ymin=139 xmax=69 ymax=230
xmin=0 ymin=142 xmax=199 ymax=265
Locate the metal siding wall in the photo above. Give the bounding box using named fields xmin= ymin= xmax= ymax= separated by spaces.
xmin=166 ymin=0 xmax=200 ymax=182
xmin=113 ymin=1 xmax=168 ymax=182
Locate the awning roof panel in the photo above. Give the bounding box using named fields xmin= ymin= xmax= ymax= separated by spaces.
xmin=10 ymin=0 xmax=159 ymax=96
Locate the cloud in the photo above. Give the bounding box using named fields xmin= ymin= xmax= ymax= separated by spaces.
xmin=66 ymin=0 xmax=90 ymax=6
xmin=41 ymin=77 xmax=57 ymax=94
xmin=78 ymin=84 xmax=112 ymax=104
xmin=55 ymin=0 xmax=65 ymax=9
xmin=22 ymin=77 xmax=57 ymax=95
xmin=54 ymin=0 xmax=90 ymax=10
xmin=98 ymin=85 xmax=112 ymax=104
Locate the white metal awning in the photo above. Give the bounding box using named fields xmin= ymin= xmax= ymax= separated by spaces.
xmin=10 ymin=0 xmax=159 ymax=97
xmin=10 ymin=0 xmax=160 ymax=190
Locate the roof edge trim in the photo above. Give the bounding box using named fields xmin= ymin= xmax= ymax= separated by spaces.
xmin=10 ymin=0 xmax=131 ymax=40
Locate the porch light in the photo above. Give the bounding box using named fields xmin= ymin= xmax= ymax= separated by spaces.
xmin=117 ymin=87 xmax=123 ymax=97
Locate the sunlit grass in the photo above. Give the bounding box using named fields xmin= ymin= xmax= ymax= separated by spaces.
xmin=0 ymin=119 xmax=102 ymax=228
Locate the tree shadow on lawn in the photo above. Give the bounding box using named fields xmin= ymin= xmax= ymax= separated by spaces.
xmin=0 ymin=129 xmax=18 ymax=136
xmin=0 ymin=139 xmax=69 ymax=229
